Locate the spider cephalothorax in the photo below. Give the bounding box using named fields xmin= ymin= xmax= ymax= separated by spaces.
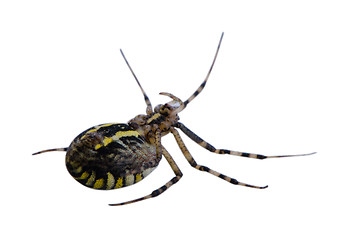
xmin=129 ymin=93 xmax=183 ymax=143
xmin=33 ymin=33 xmax=315 ymax=206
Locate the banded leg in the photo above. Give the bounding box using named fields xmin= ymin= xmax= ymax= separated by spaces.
xmin=181 ymin=33 xmax=224 ymax=111
xmin=171 ymin=128 xmax=267 ymax=189
xmin=176 ymin=122 xmax=316 ymax=159
xmin=154 ymin=128 xmax=163 ymax=161
xmin=109 ymin=145 xmax=183 ymax=206
xmin=120 ymin=49 xmax=153 ymax=115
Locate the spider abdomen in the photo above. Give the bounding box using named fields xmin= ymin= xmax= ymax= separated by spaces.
xmin=65 ymin=123 xmax=159 ymax=190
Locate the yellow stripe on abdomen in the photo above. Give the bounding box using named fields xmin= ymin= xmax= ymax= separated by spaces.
xmin=135 ymin=173 xmax=143 ymax=183
xmin=93 ymin=178 xmax=104 ymax=189
xmin=86 ymin=171 xmax=96 ymax=187
xmin=106 ymin=172 xmax=115 ymax=189
xmin=76 ymin=171 xmax=90 ymax=180
xmin=115 ymin=177 xmax=124 ymax=189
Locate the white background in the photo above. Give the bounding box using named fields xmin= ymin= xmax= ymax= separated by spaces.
xmin=1 ymin=1 xmax=354 ymax=239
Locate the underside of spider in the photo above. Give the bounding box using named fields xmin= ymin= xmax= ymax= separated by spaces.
xmin=33 ymin=33 xmax=315 ymax=206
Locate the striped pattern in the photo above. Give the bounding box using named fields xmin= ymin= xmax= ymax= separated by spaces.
xmin=73 ymin=168 xmax=155 ymax=190
xmin=65 ymin=123 xmax=159 ymax=191
xmin=109 ymin=146 xmax=182 ymax=206
xmin=79 ymin=123 xmax=136 ymax=140
xmin=176 ymin=122 xmax=316 ymax=160
xmin=182 ymin=33 xmax=224 ymax=111
xmin=94 ymin=130 xmax=139 ymax=150
xmin=170 ymin=128 xmax=268 ymax=189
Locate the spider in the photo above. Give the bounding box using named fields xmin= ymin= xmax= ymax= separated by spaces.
xmin=33 ymin=33 xmax=315 ymax=206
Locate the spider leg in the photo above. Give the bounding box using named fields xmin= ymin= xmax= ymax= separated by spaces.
xmin=32 ymin=147 xmax=68 ymax=155
xmin=170 ymin=128 xmax=267 ymax=189
xmin=181 ymin=33 xmax=224 ymax=111
xmin=120 ymin=49 xmax=153 ymax=115
xmin=176 ymin=122 xmax=316 ymax=159
xmin=109 ymin=145 xmax=183 ymax=206
xmin=154 ymin=128 xmax=163 ymax=161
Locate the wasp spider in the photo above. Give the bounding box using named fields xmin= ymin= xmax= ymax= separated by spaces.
xmin=33 ymin=33 xmax=315 ymax=206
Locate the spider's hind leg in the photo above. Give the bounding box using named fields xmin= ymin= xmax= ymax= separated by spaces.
xmin=109 ymin=145 xmax=183 ymax=206
xmin=32 ymin=147 xmax=68 ymax=155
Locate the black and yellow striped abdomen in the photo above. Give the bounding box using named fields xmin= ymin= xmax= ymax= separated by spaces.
xmin=66 ymin=123 xmax=159 ymax=190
